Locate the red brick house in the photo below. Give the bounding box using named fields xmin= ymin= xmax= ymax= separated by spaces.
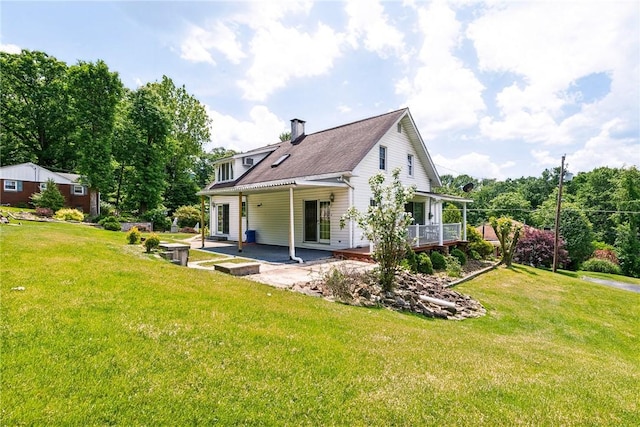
xmin=0 ymin=162 xmax=98 ymax=214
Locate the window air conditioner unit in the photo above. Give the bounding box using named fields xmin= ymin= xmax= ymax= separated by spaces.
xmin=243 ymin=157 xmax=254 ymax=166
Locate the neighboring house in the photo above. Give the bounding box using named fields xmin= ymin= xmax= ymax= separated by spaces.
xmin=0 ymin=162 xmax=97 ymax=214
xmin=198 ymin=108 xmax=472 ymax=261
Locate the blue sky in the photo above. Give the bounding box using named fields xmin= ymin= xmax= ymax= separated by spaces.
xmin=2 ymin=0 xmax=638 ymax=180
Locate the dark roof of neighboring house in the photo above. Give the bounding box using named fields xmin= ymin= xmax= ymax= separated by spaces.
xmin=215 ymin=108 xmax=408 ymax=189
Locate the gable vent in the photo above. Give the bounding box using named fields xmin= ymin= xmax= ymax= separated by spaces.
xmin=243 ymin=157 xmax=254 ymax=166
xmin=271 ymin=154 xmax=290 ymax=168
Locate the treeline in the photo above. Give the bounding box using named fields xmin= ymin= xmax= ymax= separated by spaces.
xmin=0 ymin=49 xmax=234 ymax=216
xmin=439 ymin=166 xmax=640 ymax=277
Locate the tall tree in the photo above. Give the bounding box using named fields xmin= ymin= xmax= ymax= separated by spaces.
xmin=125 ymin=85 xmax=171 ymax=213
xmin=614 ymin=167 xmax=640 ymax=277
xmin=0 ymin=50 xmax=73 ymax=169
xmin=68 ymin=60 xmax=123 ymax=215
xmin=150 ymin=76 xmax=211 ymax=211
xmin=488 ymin=191 xmax=532 ymax=224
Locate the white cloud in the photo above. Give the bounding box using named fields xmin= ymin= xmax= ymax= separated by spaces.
xmin=338 ymin=104 xmax=352 ymax=113
xmin=468 ymin=1 xmax=639 ymax=149
xmin=205 ymin=105 xmax=286 ymax=153
xmin=530 ymin=149 xmax=557 ymax=169
xmin=433 ymin=152 xmax=514 ymax=181
xmin=180 ymin=21 xmax=245 ymax=65
xmin=238 ymin=22 xmax=344 ymax=101
xmin=344 ymin=0 xmax=405 ymax=57
xmin=396 ymin=1 xmax=485 ymax=138
xmin=0 ymin=43 xmax=21 ymax=54
xmin=568 ymin=119 xmax=640 ymax=172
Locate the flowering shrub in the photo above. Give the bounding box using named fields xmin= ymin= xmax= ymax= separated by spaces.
xmin=592 ymin=249 xmax=619 ymax=265
xmin=35 ymin=207 xmax=54 ymax=218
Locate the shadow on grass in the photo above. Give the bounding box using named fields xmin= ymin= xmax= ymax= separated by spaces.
xmin=511 ymin=264 xmax=539 ymax=276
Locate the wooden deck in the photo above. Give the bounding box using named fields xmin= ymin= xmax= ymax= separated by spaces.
xmin=333 ymin=240 xmax=467 ymax=261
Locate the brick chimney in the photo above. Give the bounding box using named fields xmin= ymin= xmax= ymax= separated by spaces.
xmin=290 ymin=118 xmax=306 ymax=142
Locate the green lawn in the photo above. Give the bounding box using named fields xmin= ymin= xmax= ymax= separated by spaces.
xmin=1 ymin=221 xmax=639 ymax=426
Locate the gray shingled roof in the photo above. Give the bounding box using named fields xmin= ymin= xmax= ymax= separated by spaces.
xmin=233 ymin=108 xmax=407 ymax=186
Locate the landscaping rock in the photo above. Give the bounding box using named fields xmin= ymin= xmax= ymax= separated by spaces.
xmin=296 ymin=264 xmax=490 ymax=321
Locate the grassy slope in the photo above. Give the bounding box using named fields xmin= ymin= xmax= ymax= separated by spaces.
xmin=1 ymin=221 xmax=639 ymax=426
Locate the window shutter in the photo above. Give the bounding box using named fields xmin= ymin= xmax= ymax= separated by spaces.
xmin=17 ymin=181 xmax=23 ymax=192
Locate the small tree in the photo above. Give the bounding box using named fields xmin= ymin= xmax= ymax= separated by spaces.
xmin=443 ymin=203 xmax=462 ymax=224
xmin=515 ymin=227 xmax=568 ymax=268
xmin=490 ymin=216 xmax=522 ymax=267
xmin=340 ymin=168 xmax=415 ymax=292
xmin=31 ymin=179 xmax=65 ymax=212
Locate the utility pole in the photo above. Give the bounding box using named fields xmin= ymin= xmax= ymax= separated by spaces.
xmin=552 ymin=154 xmax=566 ymax=273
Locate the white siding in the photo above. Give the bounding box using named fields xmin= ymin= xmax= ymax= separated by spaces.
xmin=210 ymin=195 xmax=246 ymax=241
xmin=349 ymin=125 xmax=434 ymax=247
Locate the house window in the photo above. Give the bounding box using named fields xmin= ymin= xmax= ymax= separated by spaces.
xmin=407 ymin=154 xmax=414 ymax=177
xmin=39 ymin=182 xmax=47 ymax=192
xmin=3 ymin=180 xmax=20 ymax=192
xmin=217 ymin=162 xmax=234 ymax=182
xmin=405 ymin=202 xmax=425 ymax=225
xmin=73 ymin=185 xmax=85 ymax=195
xmin=397 ymin=123 xmax=402 ymax=133
xmin=379 ymin=146 xmax=387 ymax=170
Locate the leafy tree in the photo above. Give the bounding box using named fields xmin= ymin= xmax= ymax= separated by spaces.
xmin=614 ymin=167 xmax=640 ymax=277
xmin=488 ymin=191 xmax=532 ymax=223
xmin=125 ymin=85 xmax=171 ymax=213
xmin=341 ymin=168 xmax=415 ymax=291
xmin=279 ymin=131 xmax=291 ymax=142
xmin=30 ymin=178 xmax=65 ymax=211
xmin=443 ymin=203 xmax=462 ymax=223
xmin=490 ymin=216 xmax=522 ymax=267
xmin=569 ymin=167 xmax=620 ymax=244
xmin=151 ymin=76 xmax=211 ymax=212
xmin=67 ymin=60 xmax=123 ymax=215
xmin=0 ymin=50 xmax=74 ymax=169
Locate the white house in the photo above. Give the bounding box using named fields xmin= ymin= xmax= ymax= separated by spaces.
xmin=198 ymin=108 xmax=472 ymax=262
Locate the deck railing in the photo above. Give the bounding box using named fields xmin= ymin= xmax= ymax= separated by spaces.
xmin=407 ymin=223 xmax=462 ymax=247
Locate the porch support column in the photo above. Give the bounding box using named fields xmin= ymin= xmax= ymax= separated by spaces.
xmin=438 ymin=200 xmax=444 ymax=246
xmin=238 ymin=192 xmax=243 ymax=252
xmin=348 ymin=186 xmax=354 ymax=248
xmin=463 ymin=202 xmax=467 ymax=241
xmin=200 ymin=195 xmax=205 ymax=248
xmin=289 ymin=187 xmax=303 ymax=263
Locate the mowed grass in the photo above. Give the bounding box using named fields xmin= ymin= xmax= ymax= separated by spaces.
xmin=1 ymin=222 xmax=638 ymax=426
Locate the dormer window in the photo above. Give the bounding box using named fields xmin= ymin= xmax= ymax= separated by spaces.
xmin=217 ymin=162 xmax=234 ymax=182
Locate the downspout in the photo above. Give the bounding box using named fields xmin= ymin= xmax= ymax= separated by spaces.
xmin=289 ymin=187 xmax=303 ymax=263
xmin=238 ymin=192 xmax=243 ymax=253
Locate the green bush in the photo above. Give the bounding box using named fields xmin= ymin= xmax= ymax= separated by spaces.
xmin=430 ymin=251 xmax=446 ymax=270
xmin=54 ymin=208 xmax=84 ymax=222
xmin=144 ymin=233 xmax=161 ymax=253
xmin=174 ymin=205 xmax=201 ymax=228
xmin=445 ymin=255 xmax=463 ymax=278
xmin=417 ymin=253 xmax=433 ymax=275
xmin=98 ymin=216 xmax=121 ymax=231
xmin=141 ymin=206 xmax=171 ymax=232
xmin=451 ymin=248 xmax=467 ymax=266
xmin=469 ymin=249 xmax=482 ymax=260
xmin=126 ymin=227 xmax=141 ymax=244
xmin=467 ymin=224 xmax=495 ymax=258
xmin=581 ymin=258 xmax=622 ymax=275
xmin=30 ymin=178 xmax=65 ymax=212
